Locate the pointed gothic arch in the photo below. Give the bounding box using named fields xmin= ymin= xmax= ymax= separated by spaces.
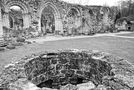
xmin=38 ymin=2 xmax=63 ymax=34
xmin=67 ymin=7 xmax=81 ymax=17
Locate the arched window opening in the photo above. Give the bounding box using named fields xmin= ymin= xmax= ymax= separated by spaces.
xmin=67 ymin=8 xmax=79 ymax=17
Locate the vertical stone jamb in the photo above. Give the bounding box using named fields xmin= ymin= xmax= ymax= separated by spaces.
xmin=55 ymin=17 xmax=63 ymax=34
xmin=38 ymin=17 xmax=41 ymax=33
xmin=0 ymin=7 xmax=3 ymax=39
xmin=3 ymin=12 xmax=9 ymax=28
xmin=23 ymin=13 xmax=30 ymax=29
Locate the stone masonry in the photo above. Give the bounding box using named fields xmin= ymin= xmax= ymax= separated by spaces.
xmin=0 ymin=0 xmax=116 ymax=38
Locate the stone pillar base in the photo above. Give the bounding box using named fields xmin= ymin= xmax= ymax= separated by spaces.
xmin=55 ymin=18 xmax=63 ymax=34
xmin=23 ymin=13 xmax=30 ymax=29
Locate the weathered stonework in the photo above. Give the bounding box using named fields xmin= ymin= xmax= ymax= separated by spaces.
xmin=0 ymin=50 xmax=134 ymax=90
xmin=0 ymin=0 xmax=116 ymax=39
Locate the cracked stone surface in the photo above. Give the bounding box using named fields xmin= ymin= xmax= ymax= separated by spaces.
xmin=0 ymin=49 xmax=134 ymax=90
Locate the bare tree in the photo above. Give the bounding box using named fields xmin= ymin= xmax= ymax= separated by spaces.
xmin=128 ymin=0 xmax=132 ymax=15
xmin=117 ymin=0 xmax=134 ymax=17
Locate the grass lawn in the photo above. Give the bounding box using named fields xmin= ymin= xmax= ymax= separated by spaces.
xmin=0 ymin=35 xmax=134 ymax=72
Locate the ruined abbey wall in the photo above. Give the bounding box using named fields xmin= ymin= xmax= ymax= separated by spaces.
xmin=0 ymin=0 xmax=116 ymax=38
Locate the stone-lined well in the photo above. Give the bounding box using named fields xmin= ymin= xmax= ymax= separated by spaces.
xmin=0 ymin=50 xmax=134 ymax=90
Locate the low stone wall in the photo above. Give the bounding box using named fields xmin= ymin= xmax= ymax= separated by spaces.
xmin=0 ymin=49 xmax=134 ymax=90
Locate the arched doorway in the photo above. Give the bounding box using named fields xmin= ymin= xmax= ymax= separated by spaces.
xmin=39 ymin=2 xmax=63 ymax=35
xmin=6 ymin=1 xmax=29 ymax=29
xmin=0 ymin=0 xmax=29 ymax=38
xmin=9 ymin=6 xmax=23 ymax=30
xmin=41 ymin=6 xmax=55 ymax=35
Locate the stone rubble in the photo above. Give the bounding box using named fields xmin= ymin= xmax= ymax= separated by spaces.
xmin=76 ymin=81 xmax=95 ymax=90
xmin=95 ymin=85 xmax=107 ymax=90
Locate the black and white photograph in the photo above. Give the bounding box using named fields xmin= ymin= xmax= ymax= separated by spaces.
xmin=0 ymin=0 xmax=134 ymax=90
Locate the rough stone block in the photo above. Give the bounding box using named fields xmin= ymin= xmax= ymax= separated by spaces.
xmin=77 ymin=81 xmax=95 ymax=90
xmin=16 ymin=38 xmax=25 ymax=42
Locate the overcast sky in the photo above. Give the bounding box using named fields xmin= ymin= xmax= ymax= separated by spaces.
xmin=62 ymin=0 xmax=121 ymax=6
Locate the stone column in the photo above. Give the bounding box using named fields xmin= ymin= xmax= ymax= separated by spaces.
xmin=55 ymin=18 xmax=63 ymax=34
xmin=2 ymin=12 xmax=9 ymax=28
xmin=22 ymin=13 xmax=30 ymax=28
xmin=0 ymin=7 xmax=3 ymax=38
xmin=38 ymin=18 xmax=41 ymax=33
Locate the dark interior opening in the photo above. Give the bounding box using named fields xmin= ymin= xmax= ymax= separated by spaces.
xmin=37 ymin=77 xmax=85 ymax=89
xmin=37 ymin=79 xmax=53 ymax=88
xmin=70 ymin=77 xmax=84 ymax=85
xmin=77 ymin=77 xmax=84 ymax=84
xmin=47 ymin=53 xmax=58 ymax=56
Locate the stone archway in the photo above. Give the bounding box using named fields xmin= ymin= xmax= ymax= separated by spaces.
xmin=38 ymin=2 xmax=63 ymax=34
xmin=41 ymin=5 xmax=56 ymax=35
xmin=5 ymin=1 xmax=30 ymax=29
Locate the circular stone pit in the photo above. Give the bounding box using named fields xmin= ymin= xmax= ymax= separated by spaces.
xmin=0 ymin=49 xmax=134 ymax=90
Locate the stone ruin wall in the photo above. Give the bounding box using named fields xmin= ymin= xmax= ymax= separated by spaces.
xmin=0 ymin=0 xmax=116 ymax=39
